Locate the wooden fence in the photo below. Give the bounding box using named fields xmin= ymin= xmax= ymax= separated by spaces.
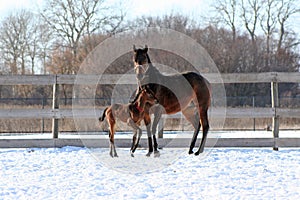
xmin=0 ymin=72 xmax=300 ymax=149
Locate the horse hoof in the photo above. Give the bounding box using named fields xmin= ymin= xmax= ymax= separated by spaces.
xmin=154 ymin=151 xmax=160 ymax=158
xmin=194 ymin=151 xmax=200 ymax=156
xmin=131 ymin=153 xmax=134 ymax=157
xmin=188 ymin=150 xmax=194 ymax=155
xmin=146 ymin=152 xmax=152 ymax=157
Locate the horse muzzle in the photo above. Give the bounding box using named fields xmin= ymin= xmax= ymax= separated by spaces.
xmin=134 ymin=64 xmax=146 ymax=80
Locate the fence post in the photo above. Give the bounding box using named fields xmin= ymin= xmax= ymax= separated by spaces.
xmin=41 ymin=97 xmax=45 ymax=133
xmin=252 ymin=96 xmax=256 ymax=131
xmin=271 ymin=76 xmax=279 ymax=151
xmin=52 ymin=75 xmax=59 ymax=138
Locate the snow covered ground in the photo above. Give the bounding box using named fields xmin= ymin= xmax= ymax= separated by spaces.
xmin=1 ymin=146 xmax=300 ymax=199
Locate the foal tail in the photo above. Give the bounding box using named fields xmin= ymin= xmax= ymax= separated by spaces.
xmin=99 ymin=107 xmax=108 ymax=122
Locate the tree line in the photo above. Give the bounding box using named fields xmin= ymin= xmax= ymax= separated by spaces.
xmin=0 ymin=0 xmax=299 ymax=106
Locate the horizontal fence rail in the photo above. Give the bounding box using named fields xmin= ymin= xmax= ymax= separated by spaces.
xmin=1 ymin=72 xmax=300 ymax=85
xmin=0 ymin=72 xmax=300 ymax=149
xmin=0 ymin=107 xmax=299 ymax=119
xmin=0 ymin=138 xmax=300 ymax=148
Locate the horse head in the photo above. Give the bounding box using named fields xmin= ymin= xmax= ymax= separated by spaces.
xmin=133 ymin=45 xmax=149 ymax=80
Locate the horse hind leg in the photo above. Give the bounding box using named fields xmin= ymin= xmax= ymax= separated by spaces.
xmin=108 ymin=121 xmax=118 ymax=157
xmin=182 ymin=106 xmax=200 ymax=154
xmin=109 ymin=132 xmax=117 ymax=157
xmin=195 ymin=107 xmax=209 ymax=155
xmin=188 ymin=122 xmax=201 ymax=154
xmin=110 ymin=143 xmax=118 ymax=158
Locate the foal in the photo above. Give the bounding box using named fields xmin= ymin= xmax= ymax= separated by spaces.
xmin=99 ymin=89 xmax=157 ymax=157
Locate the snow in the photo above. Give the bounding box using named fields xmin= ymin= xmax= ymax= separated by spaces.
xmin=1 ymin=146 xmax=300 ymax=199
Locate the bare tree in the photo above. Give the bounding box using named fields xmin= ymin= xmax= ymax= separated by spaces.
xmin=41 ymin=0 xmax=124 ymax=74
xmin=240 ymin=0 xmax=270 ymax=71
xmin=241 ymin=0 xmax=262 ymax=44
xmin=0 ymin=13 xmax=22 ymax=74
xmin=213 ymin=0 xmax=238 ymax=42
xmin=27 ymin=18 xmax=40 ymax=75
xmin=277 ymin=0 xmax=300 ymax=51
xmin=127 ymin=14 xmax=193 ymax=35
xmin=37 ymin=22 xmax=53 ymax=74
xmin=260 ymin=0 xmax=277 ymax=69
xmin=0 ymin=10 xmax=34 ymax=75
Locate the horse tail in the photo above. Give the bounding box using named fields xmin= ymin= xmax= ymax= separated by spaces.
xmin=99 ymin=107 xmax=108 ymax=122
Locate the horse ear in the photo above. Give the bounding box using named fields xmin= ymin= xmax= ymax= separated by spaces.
xmin=144 ymin=45 xmax=148 ymax=53
xmin=133 ymin=45 xmax=137 ymax=52
xmin=143 ymin=87 xmax=147 ymax=94
xmin=144 ymin=85 xmax=151 ymax=93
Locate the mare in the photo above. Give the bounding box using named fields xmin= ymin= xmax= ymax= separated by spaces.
xmin=99 ymin=89 xmax=157 ymax=157
xmin=133 ymin=45 xmax=211 ymax=155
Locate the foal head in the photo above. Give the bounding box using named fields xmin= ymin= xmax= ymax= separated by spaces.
xmin=136 ymin=88 xmax=157 ymax=109
xmin=133 ymin=45 xmax=149 ymax=80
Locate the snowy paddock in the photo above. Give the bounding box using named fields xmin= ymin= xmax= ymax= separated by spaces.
xmin=1 ymin=145 xmax=300 ymax=199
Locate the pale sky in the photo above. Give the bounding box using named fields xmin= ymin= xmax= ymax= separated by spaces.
xmin=0 ymin=0 xmax=212 ymax=21
xmin=0 ymin=0 xmax=43 ymax=17
xmin=0 ymin=0 xmax=299 ymax=36
xmin=125 ymin=0 xmax=211 ymax=19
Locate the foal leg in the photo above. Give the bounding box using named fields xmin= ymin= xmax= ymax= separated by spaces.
xmin=131 ymin=128 xmax=142 ymax=157
xmin=128 ymin=119 xmax=142 ymax=157
xmin=109 ymin=132 xmax=114 ymax=157
xmin=109 ymin=130 xmax=118 ymax=157
xmin=130 ymin=129 xmax=138 ymax=156
xmin=108 ymin=116 xmax=118 ymax=157
xmin=195 ymin=107 xmax=210 ymax=155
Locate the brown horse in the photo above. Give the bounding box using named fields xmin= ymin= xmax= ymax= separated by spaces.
xmin=99 ymin=89 xmax=157 ymax=157
xmin=133 ymin=45 xmax=211 ymax=155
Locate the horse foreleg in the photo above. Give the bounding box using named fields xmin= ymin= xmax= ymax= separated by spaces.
xmin=144 ymin=114 xmax=154 ymax=157
xmin=151 ymin=114 xmax=159 ymax=151
xmin=152 ymin=116 xmax=161 ymax=157
xmin=195 ymin=108 xmax=209 ymax=155
xmin=146 ymin=125 xmax=153 ymax=157
xmin=151 ymin=106 xmax=163 ymax=156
